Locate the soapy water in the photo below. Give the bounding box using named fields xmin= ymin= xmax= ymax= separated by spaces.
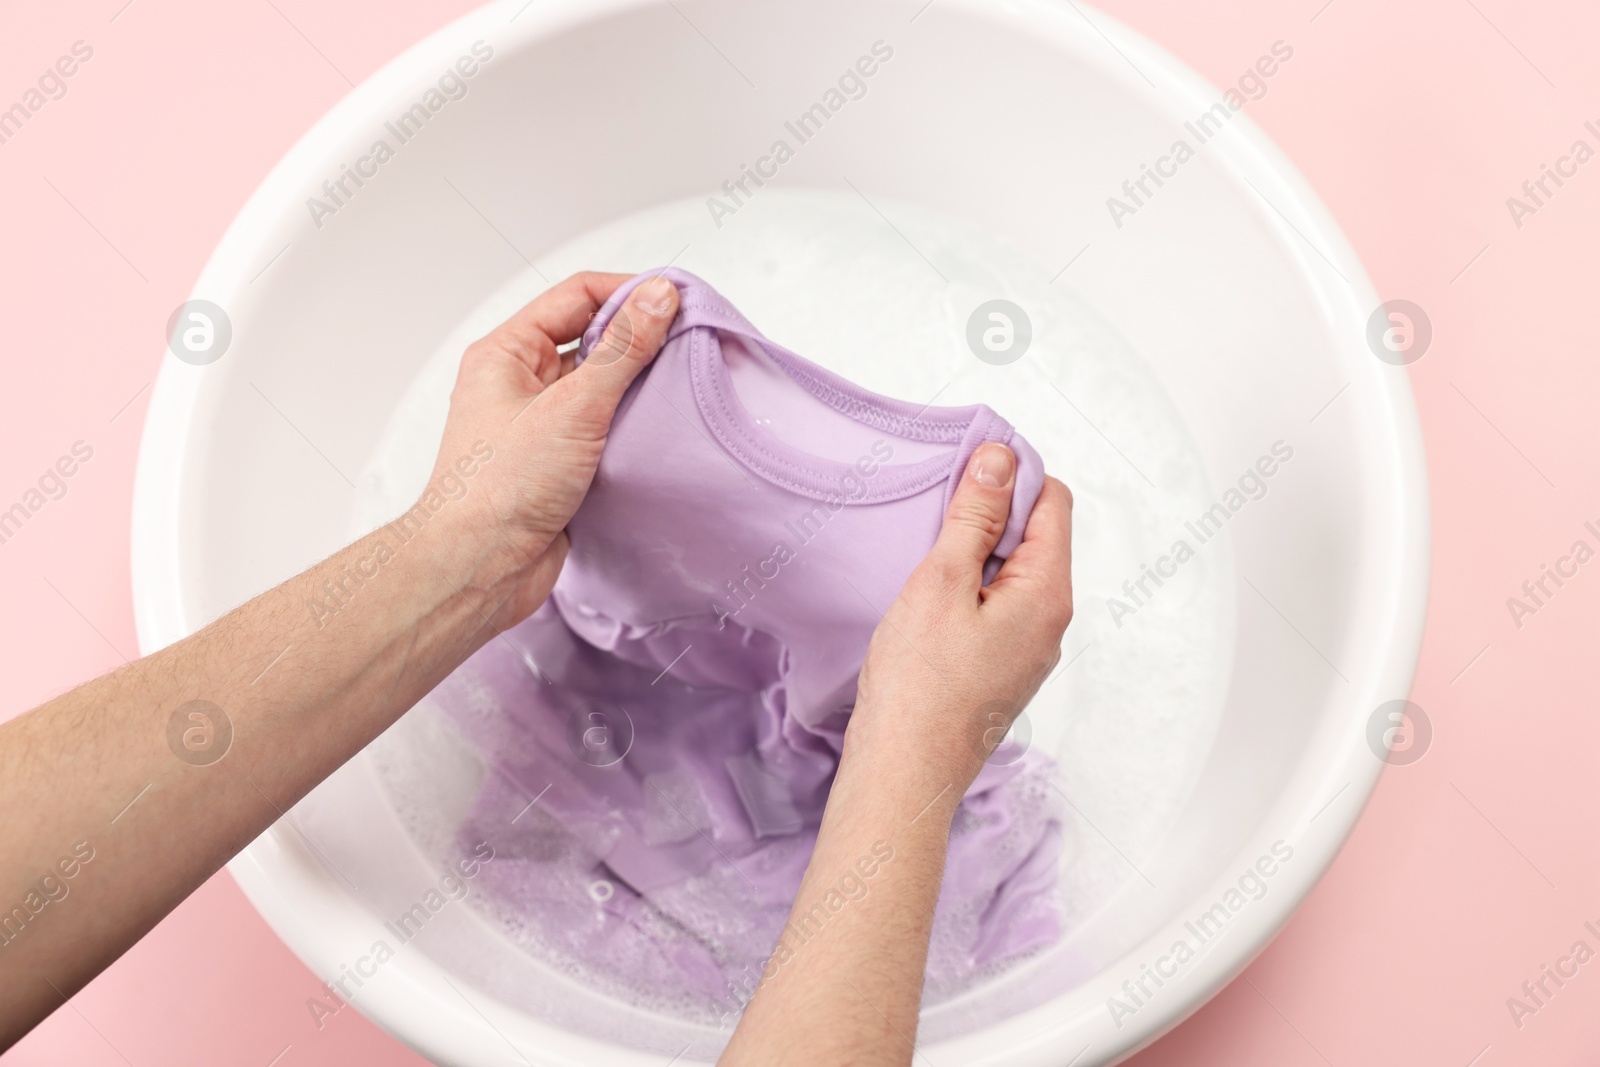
xmin=353 ymin=188 xmax=1233 ymax=1025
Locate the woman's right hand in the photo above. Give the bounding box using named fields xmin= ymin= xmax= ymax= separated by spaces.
xmin=845 ymin=442 xmax=1074 ymax=798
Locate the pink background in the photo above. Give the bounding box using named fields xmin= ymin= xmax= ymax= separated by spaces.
xmin=1 ymin=0 xmax=1595 ymax=1063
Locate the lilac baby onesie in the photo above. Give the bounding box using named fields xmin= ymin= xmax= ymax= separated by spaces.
xmin=435 ymin=269 xmax=1064 ymax=1014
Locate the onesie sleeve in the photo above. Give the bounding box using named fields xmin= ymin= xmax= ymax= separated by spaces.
xmin=943 ymin=407 xmax=1047 ymax=584
xmin=997 ymin=430 xmax=1046 ymax=562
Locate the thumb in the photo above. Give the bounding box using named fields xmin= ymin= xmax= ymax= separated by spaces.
xmin=925 ymin=442 xmax=1016 ymax=586
xmin=569 ymin=274 xmax=681 ymax=414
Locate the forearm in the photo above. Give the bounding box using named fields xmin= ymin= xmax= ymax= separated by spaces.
xmin=0 ymin=488 xmax=515 ymax=1046
xmin=0 ymin=270 xmax=677 ymax=1050
xmin=720 ymin=722 xmax=964 ymax=1067
xmin=721 ymin=452 xmax=1073 ymax=1066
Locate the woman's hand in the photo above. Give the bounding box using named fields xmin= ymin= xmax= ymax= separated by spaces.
xmin=429 ymin=271 xmax=681 ymax=629
xmin=721 ymin=445 xmax=1072 ymax=1066
xmin=848 ymin=443 xmax=1075 ymax=795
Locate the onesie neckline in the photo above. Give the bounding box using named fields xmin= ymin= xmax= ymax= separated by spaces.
xmin=687 ymin=298 xmax=1011 ymax=505
xmin=581 ymin=268 xmax=1014 ymax=506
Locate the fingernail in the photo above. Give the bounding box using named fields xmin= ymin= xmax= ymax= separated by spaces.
xmin=969 ymin=443 xmax=1015 ymax=488
xmin=633 ymin=276 xmax=678 ymax=318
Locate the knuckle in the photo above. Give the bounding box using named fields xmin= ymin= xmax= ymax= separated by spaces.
xmin=592 ymin=308 xmax=654 ymax=368
xmin=472 ymin=323 xmax=550 ymax=367
xmin=590 ymin=340 xmax=629 ymax=370
xmin=464 ymin=332 xmax=509 ymax=362
xmin=950 ymin=500 xmax=1007 ymax=543
xmin=459 ymin=339 xmax=492 ymax=372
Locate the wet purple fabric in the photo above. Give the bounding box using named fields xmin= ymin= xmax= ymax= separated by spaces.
xmin=435 ymin=269 xmax=1063 ymax=1013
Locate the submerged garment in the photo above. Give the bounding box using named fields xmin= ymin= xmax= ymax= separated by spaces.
xmin=436 ymin=269 xmax=1064 ymax=1011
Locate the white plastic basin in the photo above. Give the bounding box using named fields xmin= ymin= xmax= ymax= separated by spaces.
xmin=132 ymin=1 xmax=1428 ymax=1063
